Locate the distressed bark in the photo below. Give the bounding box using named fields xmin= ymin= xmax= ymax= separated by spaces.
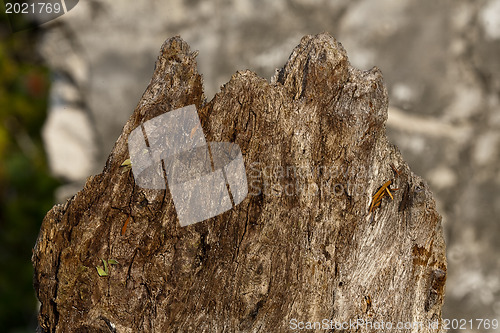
xmin=33 ymin=33 xmax=447 ymax=332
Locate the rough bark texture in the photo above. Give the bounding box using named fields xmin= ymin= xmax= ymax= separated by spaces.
xmin=33 ymin=33 xmax=447 ymax=332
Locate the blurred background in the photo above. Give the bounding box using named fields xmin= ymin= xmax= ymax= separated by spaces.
xmin=1 ymin=0 xmax=499 ymax=332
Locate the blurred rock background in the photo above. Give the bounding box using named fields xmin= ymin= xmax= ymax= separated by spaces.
xmin=1 ymin=0 xmax=499 ymax=331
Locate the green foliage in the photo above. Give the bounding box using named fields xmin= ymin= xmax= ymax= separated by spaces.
xmin=96 ymin=259 xmax=119 ymax=277
xmin=0 ymin=16 xmax=60 ymax=333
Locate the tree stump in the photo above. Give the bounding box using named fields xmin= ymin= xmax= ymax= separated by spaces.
xmin=33 ymin=33 xmax=447 ymax=332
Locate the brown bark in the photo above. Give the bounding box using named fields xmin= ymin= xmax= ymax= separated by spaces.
xmin=33 ymin=33 xmax=447 ymax=332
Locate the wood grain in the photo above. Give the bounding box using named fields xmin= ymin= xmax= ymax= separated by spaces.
xmin=32 ymin=33 xmax=447 ymax=333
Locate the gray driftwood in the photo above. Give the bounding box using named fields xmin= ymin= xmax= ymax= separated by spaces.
xmin=33 ymin=33 xmax=447 ymax=332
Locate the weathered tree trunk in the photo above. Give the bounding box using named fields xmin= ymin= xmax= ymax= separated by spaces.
xmin=33 ymin=33 xmax=447 ymax=332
